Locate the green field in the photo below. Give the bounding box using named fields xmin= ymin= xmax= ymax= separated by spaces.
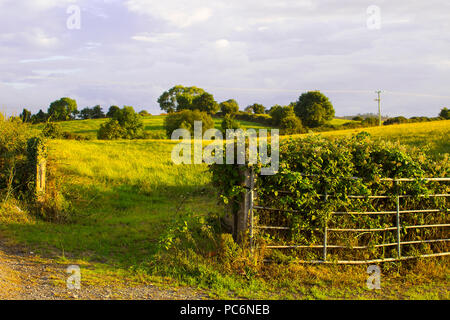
xmin=2 ymin=119 xmax=449 ymax=299
xmin=32 ymin=115 xmax=275 ymax=139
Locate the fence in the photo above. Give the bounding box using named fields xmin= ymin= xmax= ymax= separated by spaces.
xmin=240 ymin=171 xmax=449 ymax=264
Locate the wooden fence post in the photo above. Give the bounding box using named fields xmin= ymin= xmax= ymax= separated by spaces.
xmin=27 ymin=137 xmax=47 ymax=201
xmin=235 ymin=167 xmax=254 ymax=244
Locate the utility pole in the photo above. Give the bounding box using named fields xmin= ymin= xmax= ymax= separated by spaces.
xmin=375 ymin=90 xmax=382 ymax=126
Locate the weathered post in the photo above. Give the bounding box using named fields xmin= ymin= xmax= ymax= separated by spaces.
xmin=27 ymin=137 xmax=47 ymax=201
xmin=235 ymin=167 xmax=253 ymax=244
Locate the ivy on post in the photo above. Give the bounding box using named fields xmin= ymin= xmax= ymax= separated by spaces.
xmin=27 ymin=137 xmax=48 ymax=201
xmin=235 ymin=166 xmax=254 ymax=244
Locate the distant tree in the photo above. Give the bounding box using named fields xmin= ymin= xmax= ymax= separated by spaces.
xmin=361 ymin=117 xmax=378 ymax=127
xmin=192 ymin=92 xmax=219 ymax=114
xmin=48 ymin=97 xmax=78 ymax=121
xmin=164 ymin=110 xmax=214 ymax=137
xmin=294 ymin=91 xmax=335 ymax=127
xmin=439 ymin=107 xmax=450 ymax=119
xmin=98 ymin=106 xmax=145 ymax=140
xmin=79 ymin=107 xmax=94 ymax=120
xmin=158 ymin=85 xmax=208 ymax=113
xmin=269 ymin=105 xmax=295 ymax=127
xmin=139 ymin=110 xmax=151 ymax=117
xmin=31 ymin=109 xmax=48 ymax=123
xmin=219 ymin=99 xmax=240 ymax=116
xmin=246 ymin=103 xmax=265 ymax=114
xmin=20 ymin=108 xmax=32 ymax=123
xmin=352 ymin=116 xmax=363 ymax=121
xmin=91 ymin=105 xmax=105 ymax=119
xmin=107 ymin=105 xmax=121 ymax=118
xmin=383 ymin=116 xmax=408 ymax=126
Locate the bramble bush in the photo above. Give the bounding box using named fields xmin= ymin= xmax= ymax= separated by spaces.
xmin=210 ymin=133 xmax=449 ymax=261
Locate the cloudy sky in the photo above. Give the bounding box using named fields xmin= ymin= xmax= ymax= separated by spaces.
xmin=1 ymin=0 xmax=449 ymax=117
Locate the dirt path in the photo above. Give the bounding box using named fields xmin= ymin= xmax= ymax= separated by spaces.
xmin=0 ymin=239 xmax=208 ymax=300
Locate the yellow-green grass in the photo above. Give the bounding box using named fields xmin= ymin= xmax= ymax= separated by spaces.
xmin=32 ymin=115 xmax=274 ymax=139
xmin=289 ymin=120 xmax=450 ymax=158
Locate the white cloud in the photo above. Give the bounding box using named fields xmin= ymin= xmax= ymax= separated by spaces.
xmin=125 ymin=0 xmax=212 ymax=27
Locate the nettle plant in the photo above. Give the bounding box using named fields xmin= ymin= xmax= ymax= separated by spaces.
xmin=210 ymin=133 xmax=449 ymax=260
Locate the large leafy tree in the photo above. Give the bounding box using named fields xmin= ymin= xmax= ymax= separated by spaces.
xmin=219 ymin=99 xmax=240 ymax=115
xmin=48 ymin=97 xmax=78 ymax=121
xmin=158 ymin=85 xmax=212 ymax=113
xmin=294 ymin=91 xmax=335 ymax=127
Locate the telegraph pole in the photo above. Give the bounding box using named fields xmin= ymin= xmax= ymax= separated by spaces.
xmin=375 ymin=90 xmax=382 ymax=126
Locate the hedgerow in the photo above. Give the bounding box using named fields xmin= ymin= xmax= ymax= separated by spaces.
xmin=210 ymin=133 xmax=449 ymax=261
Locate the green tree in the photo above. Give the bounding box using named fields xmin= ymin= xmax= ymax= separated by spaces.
xmin=107 ymin=105 xmax=121 ymax=118
xmin=247 ymin=103 xmax=265 ymax=114
xmin=79 ymin=107 xmax=94 ymax=120
xmin=439 ymin=107 xmax=450 ymax=119
xmin=48 ymin=97 xmax=78 ymax=121
xmin=192 ymin=92 xmax=219 ymax=114
xmin=20 ymin=108 xmax=32 ymax=123
xmin=164 ymin=110 xmax=214 ymax=137
xmin=31 ymin=109 xmax=48 ymax=123
xmin=91 ymin=105 xmax=105 ymax=119
xmin=158 ymin=85 xmax=207 ymax=113
xmin=269 ymin=105 xmax=295 ymax=126
xmin=98 ymin=106 xmax=145 ymax=140
xmin=294 ymin=91 xmax=335 ymax=127
xmin=220 ymin=99 xmax=240 ymax=116
xmin=139 ymin=110 xmax=150 ymax=116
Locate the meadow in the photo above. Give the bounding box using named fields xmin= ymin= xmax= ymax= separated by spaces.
xmin=31 ymin=115 xmax=275 ymax=139
xmin=1 ymin=118 xmax=449 ymax=299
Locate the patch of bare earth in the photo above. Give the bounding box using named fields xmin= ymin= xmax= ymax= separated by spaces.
xmin=0 ymin=239 xmax=208 ymax=300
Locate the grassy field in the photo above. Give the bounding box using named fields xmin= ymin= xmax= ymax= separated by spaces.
xmin=1 ymin=119 xmax=449 ymax=299
xmin=32 ymin=115 xmax=275 ymax=139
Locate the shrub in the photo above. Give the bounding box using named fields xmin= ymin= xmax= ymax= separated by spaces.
xmin=383 ymin=116 xmax=408 ymax=126
xmin=279 ymin=116 xmax=305 ymax=135
xmin=219 ymin=99 xmax=240 ymax=116
xmin=269 ymin=105 xmax=295 ymax=127
xmin=352 ymin=116 xmax=363 ymax=121
xmin=97 ymin=120 xmax=126 ymax=140
xmin=221 ymin=115 xmax=241 ymax=132
xmin=98 ymin=106 xmax=145 ymax=140
xmin=42 ymin=122 xmax=62 ymax=139
xmin=361 ymin=117 xmax=378 ymax=127
xmin=0 ymin=118 xmax=36 ymax=196
xmin=164 ymin=110 xmax=214 ymax=137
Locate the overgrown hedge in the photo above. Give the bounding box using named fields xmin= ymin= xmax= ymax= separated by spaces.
xmin=210 ymin=133 xmax=449 ymax=261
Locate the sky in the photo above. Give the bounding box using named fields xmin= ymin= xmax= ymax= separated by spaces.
xmin=0 ymin=0 xmax=449 ymax=117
